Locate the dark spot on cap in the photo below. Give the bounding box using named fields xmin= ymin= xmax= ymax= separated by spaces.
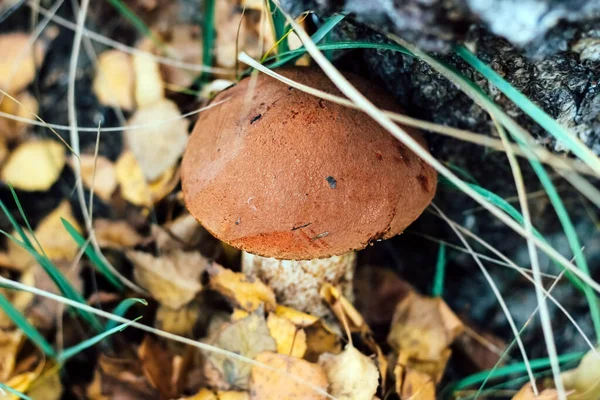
xmin=417 ymin=174 xmax=430 ymax=193
xmin=318 ymin=99 xmax=325 ymax=108
xmin=375 ymin=152 xmax=383 ymax=160
xmin=325 ymin=176 xmax=337 ymax=189
xmin=235 ymin=218 xmax=241 ymax=225
xmin=250 ymin=114 xmax=262 ymax=124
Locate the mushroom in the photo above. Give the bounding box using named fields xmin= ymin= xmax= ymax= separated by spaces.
xmin=181 ymin=68 xmax=436 ymax=318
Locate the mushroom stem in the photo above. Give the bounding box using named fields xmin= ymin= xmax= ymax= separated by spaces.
xmin=241 ymin=251 xmax=356 ymax=318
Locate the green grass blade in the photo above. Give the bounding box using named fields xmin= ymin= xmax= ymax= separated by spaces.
xmin=105 ymin=0 xmax=163 ymax=49
xmin=202 ymin=0 xmax=216 ymax=81
xmin=105 ymin=298 xmax=147 ymax=332
xmin=264 ymin=13 xmax=347 ymax=69
xmin=455 ymin=45 xmax=600 ymax=175
xmin=0 ymin=384 xmax=33 ymax=400
xmin=444 ymin=351 xmax=583 ymax=396
xmin=57 ymin=317 xmax=141 ymax=363
xmin=268 ymin=0 xmax=289 ymax=55
xmin=0 ymin=292 xmax=56 ymax=357
xmin=0 ymin=198 xmax=103 ymax=331
xmin=61 ymin=218 xmax=124 ymax=291
xmin=432 ymin=243 xmax=446 ymax=297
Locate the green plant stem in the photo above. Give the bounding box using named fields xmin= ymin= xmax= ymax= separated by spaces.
xmin=432 ymin=243 xmax=446 ymax=297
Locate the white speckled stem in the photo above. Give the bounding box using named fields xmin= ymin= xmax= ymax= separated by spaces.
xmin=241 ymin=251 xmax=356 ymax=318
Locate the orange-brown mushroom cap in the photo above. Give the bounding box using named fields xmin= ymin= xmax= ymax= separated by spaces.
xmin=181 ymin=68 xmax=437 ymax=260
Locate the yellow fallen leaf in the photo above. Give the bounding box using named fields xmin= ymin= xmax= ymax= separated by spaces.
xmin=0 ymin=330 xmax=23 ymax=381
xmin=179 ymin=388 xmax=218 ymax=400
xmin=206 ymin=312 xmax=276 ymax=390
xmin=128 ymin=249 xmax=208 ymax=309
xmin=387 ymin=290 xmax=463 ymax=385
xmin=25 ymin=366 xmax=63 ymax=400
xmin=155 ymin=301 xmax=202 ymax=336
xmin=267 ymin=313 xmax=307 ymax=358
xmin=304 ymin=321 xmax=342 ymax=363
xmin=560 ymin=347 xmax=600 ymax=400
xmin=249 ymin=352 xmax=328 ymax=400
xmin=512 ymin=383 xmax=559 ymax=400
xmin=0 ymin=137 xmax=7 ymax=165
xmin=0 ymin=33 xmax=45 ymax=93
xmin=231 ymin=309 xmax=250 ymax=321
xmin=0 ymin=269 xmax=34 ymax=328
xmin=93 ymin=50 xmax=135 ymax=110
xmin=5 ymin=371 xmax=38 ymax=399
xmin=395 ymin=365 xmax=436 ymax=400
xmin=1 ymin=140 xmax=65 ymax=191
xmin=218 ymin=391 xmax=249 ymax=400
xmin=7 ymin=200 xmax=81 ymax=270
xmin=275 ymin=305 xmax=319 ymax=328
xmin=77 ymin=154 xmax=118 ymax=201
xmin=126 ymin=98 xmax=188 ymax=180
xmin=94 ymin=219 xmax=143 ymax=249
xmin=0 ymin=91 xmax=39 ymax=141
xmin=208 ymin=263 xmax=276 ymax=312
xmin=133 ymin=38 xmax=165 ymax=107
xmin=115 ymin=150 xmax=179 ymax=207
xmin=319 ymin=344 xmax=379 ymax=400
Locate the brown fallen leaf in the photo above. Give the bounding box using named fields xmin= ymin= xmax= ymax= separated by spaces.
xmin=249 ymin=351 xmax=329 ymax=400
xmin=0 ymin=91 xmax=39 ymax=142
xmin=115 ymin=150 xmax=179 ymax=207
xmin=304 ymin=321 xmax=342 ymax=363
xmin=126 ymin=98 xmax=189 ymax=181
xmin=159 ymin=25 xmax=203 ymax=88
xmin=0 ymin=269 xmax=35 ymax=328
xmin=0 ymin=33 xmax=45 ymax=93
xmin=267 ymin=313 xmax=307 ymax=358
xmin=93 ymin=50 xmax=135 ymax=110
xmin=77 ymin=154 xmax=118 ymax=202
xmin=133 ymin=38 xmax=165 ymax=107
xmin=138 ymin=335 xmax=177 ymax=399
xmin=319 ymin=344 xmax=379 ymax=400
xmin=205 ymin=312 xmax=276 ymax=390
xmin=0 ymin=329 xmax=23 ymax=381
xmin=7 ymin=200 xmax=82 ymax=270
xmin=128 ymin=249 xmax=208 ymax=309
xmin=94 ymin=219 xmax=144 ymax=249
xmin=1 ymin=139 xmax=65 ymax=191
xmin=208 ymin=263 xmax=276 ymax=312
xmin=98 ymin=353 xmax=157 ymax=399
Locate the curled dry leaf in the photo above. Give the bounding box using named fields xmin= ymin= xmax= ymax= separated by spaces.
xmin=116 ymin=150 xmax=179 ymax=207
xmin=0 ymin=91 xmax=39 ymax=142
xmin=128 ymin=249 xmax=208 ymax=309
xmin=126 ymin=98 xmax=189 ymax=181
xmin=0 ymin=329 xmax=23 ymax=381
xmin=205 ymin=312 xmax=276 ymax=390
xmin=93 ymin=50 xmax=135 ymax=110
xmin=512 ymin=383 xmax=559 ymax=400
xmin=267 ymin=313 xmax=307 ymax=358
xmin=1 ymin=139 xmax=65 ymax=191
xmin=133 ymin=38 xmax=165 ymax=107
xmin=319 ymin=344 xmax=379 ymax=400
xmin=560 ymin=347 xmax=600 ymax=400
xmin=249 ymin=352 xmax=329 ymax=400
xmin=394 ymin=366 xmax=435 ymax=400
xmin=94 ymin=219 xmax=143 ymax=249
xmin=0 ymin=33 xmax=45 ymax=93
xmin=208 ymin=263 xmax=276 ymax=312
xmin=77 ymin=154 xmax=118 ymax=201
xmin=275 ymin=305 xmax=319 ymax=328
xmin=7 ymin=200 xmax=82 ymax=270
xmin=387 ymin=290 xmax=463 ymax=397
xmin=305 ymin=321 xmax=342 ymax=363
